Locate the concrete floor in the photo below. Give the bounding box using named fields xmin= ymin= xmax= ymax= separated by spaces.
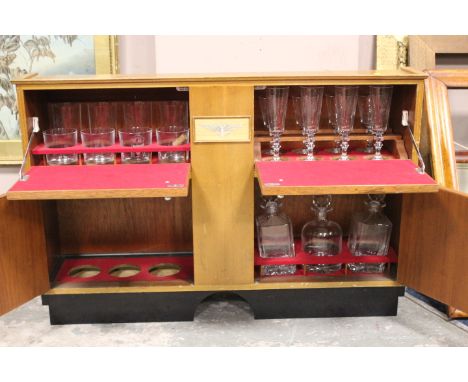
xmin=0 ymin=293 xmax=467 ymax=346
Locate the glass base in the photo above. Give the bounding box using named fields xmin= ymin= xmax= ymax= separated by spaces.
xmin=336 ymin=155 xmax=352 ymax=161
xmin=347 ymin=262 xmax=386 ymax=273
xmin=260 ymin=264 xmax=297 ymax=276
xmin=121 ymin=152 xmax=152 ymax=164
xmin=46 ymin=154 xmax=78 ymax=166
xmin=83 ymin=153 xmax=115 ymax=165
xmin=306 ymin=263 xmax=342 ymax=274
xmin=158 ymin=151 xmax=188 ymax=163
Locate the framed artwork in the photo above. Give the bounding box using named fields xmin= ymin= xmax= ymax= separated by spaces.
xmin=376 ymin=35 xmax=409 ymax=70
xmin=0 ymin=35 xmax=118 ymax=164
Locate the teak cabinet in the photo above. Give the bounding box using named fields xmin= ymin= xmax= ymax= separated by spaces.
xmin=0 ymin=70 xmax=467 ymax=324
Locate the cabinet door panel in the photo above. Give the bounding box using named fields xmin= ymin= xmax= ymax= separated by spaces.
xmin=0 ymin=195 xmax=49 ymax=315
xmin=398 ymin=187 xmax=468 ymax=312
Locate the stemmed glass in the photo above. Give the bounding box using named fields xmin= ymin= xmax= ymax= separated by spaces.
xmin=292 ymin=95 xmax=306 ymax=154
xmin=369 ymin=85 xmax=393 ymax=160
xmin=260 ymin=86 xmax=289 ymax=161
xmin=334 ymin=86 xmax=358 ymax=161
xmin=357 ymin=88 xmax=374 ymax=153
xmin=293 ymin=86 xmax=324 ymax=161
xmin=325 ymin=94 xmax=341 ymax=154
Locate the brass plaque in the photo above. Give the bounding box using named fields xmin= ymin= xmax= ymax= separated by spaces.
xmin=193 ymin=116 xmax=250 ymax=143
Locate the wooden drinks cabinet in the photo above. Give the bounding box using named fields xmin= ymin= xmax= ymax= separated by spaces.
xmin=0 ymin=70 xmax=466 ymax=325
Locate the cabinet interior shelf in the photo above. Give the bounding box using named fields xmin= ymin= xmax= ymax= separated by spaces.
xmin=7 ymin=163 xmax=191 ymax=200
xmin=255 ymin=159 xmax=438 ymax=195
xmin=53 ymin=253 xmax=193 ymax=287
xmin=255 ymin=239 xmax=398 ymax=266
xmin=31 ymin=143 xmax=191 ymax=155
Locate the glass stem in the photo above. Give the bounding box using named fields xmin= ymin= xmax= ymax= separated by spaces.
xmin=366 ymin=126 xmax=374 ymax=151
xmin=340 ymin=130 xmax=350 ymax=160
xmin=272 ymin=132 xmax=281 ymax=161
xmin=305 ymin=131 xmax=315 ymax=161
xmin=373 ymin=131 xmax=384 ymax=160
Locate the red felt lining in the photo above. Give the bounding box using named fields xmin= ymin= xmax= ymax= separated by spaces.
xmin=256 ymin=159 xmax=436 ymax=187
xmin=32 ymin=142 xmax=190 ymax=155
xmin=55 ymin=255 xmax=193 ymax=283
xmin=8 ymin=163 xmax=190 ymax=192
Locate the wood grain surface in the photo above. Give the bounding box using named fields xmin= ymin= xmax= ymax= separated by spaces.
xmin=0 ymin=196 xmax=49 ymax=315
xmin=190 ymin=85 xmax=254 ymax=285
xmin=398 ymin=187 xmax=468 ymax=312
xmin=56 ymin=197 xmax=193 ymax=255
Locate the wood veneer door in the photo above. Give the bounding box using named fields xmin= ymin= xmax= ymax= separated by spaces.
xmin=398 ymin=187 xmax=468 ymax=312
xmin=0 ymin=195 xmax=49 ymax=315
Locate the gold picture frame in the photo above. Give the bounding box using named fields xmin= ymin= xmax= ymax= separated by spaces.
xmin=0 ymin=35 xmax=119 ymax=164
xmin=376 ymin=35 xmax=409 ymax=70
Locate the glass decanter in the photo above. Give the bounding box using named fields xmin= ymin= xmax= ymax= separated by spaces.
xmin=256 ymin=197 xmax=296 ymax=276
xmin=301 ymin=195 xmax=343 ymax=273
xmin=348 ymin=194 xmax=392 ymax=273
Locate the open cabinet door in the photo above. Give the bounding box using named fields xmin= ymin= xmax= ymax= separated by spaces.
xmin=0 ymin=195 xmax=49 ymax=315
xmin=398 ymin=187 xmax=468 ymax=312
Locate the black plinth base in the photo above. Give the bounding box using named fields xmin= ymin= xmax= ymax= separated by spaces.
xmin=43 ymin=286 xmax=405 ymax=325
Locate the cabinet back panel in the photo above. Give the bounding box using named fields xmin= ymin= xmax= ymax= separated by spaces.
xmin=56 ymin=197 xmax=193 ymax=255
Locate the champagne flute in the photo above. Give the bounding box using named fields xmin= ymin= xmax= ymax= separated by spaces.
xmin=369 ymin=85 xmax=393 ymax=160
xmin=357 ymin=88 xmax=374 ymax=153
xmin=262 ymin=86 xmax=290 ymax=161
xmin=297 ymin=86 xmax=324 ymax=161
xmin=335 ymin=86 xmax=358 ymax=161
xmin=325 ymin=93 xmax=341 ymax=154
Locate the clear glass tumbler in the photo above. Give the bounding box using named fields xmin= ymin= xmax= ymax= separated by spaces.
xmin=156 ymin=129 xmax=189 ymax=163
xmin=43 ymin=128 xmax=78 ymax=165
xmin=155 ymin=101 xmax=189 ymax=163
xmin=81 ymin=102 xmax=116 ymax=165
xmin=119 ymin=127 xmax=153 ymax=164
xmin=81 ymin=128 xmax=115 ymax=165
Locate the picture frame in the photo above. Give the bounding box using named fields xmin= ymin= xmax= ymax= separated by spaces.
xmin=0 ymin=35 xmax=119 ymax=164
xmin=408 ymin=35 xmax=468 ymax=70
xmin=376 ymin=35 xmax=409 ymax=70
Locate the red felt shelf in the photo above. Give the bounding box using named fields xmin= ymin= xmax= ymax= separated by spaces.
xmin=7 ymin=163 xmax=190 ymax=200
xmin=256 ymin=159 xmax=438 ymax=195
xmin=32 ymin=142 xmax=190 ymax=155
xmin=254 ymin=239 xmax=398 ymax=266
xmin=55 ymin=255 xmax=193 ymax=284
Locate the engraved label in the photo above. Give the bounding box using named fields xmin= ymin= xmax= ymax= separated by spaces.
xmin=194 ymin=117 xmax=250 ymax=143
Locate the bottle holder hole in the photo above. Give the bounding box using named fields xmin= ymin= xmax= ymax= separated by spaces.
xmin=68 ymin=265 xmax=101 ymax=278
xmin=109 ymin=264 xmax=141 ymax=278
xmin=149 ymin=263 xmax=181 ymax=277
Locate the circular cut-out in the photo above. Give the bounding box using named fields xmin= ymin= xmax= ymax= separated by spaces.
xmin=149 ymin=263 xmax=181 ymax=277
xmin=109 ymin=264 xmax=141 ymax=278
xmin=68 ymin=265 xmax=101 ymax=278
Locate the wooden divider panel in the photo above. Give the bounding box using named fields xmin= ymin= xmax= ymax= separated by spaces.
xmin=190 ymin=86 xmax=254 ymax=285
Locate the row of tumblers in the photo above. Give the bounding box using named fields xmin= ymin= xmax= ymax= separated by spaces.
xmin=42 ymin=127 xmax=189 ymax=165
